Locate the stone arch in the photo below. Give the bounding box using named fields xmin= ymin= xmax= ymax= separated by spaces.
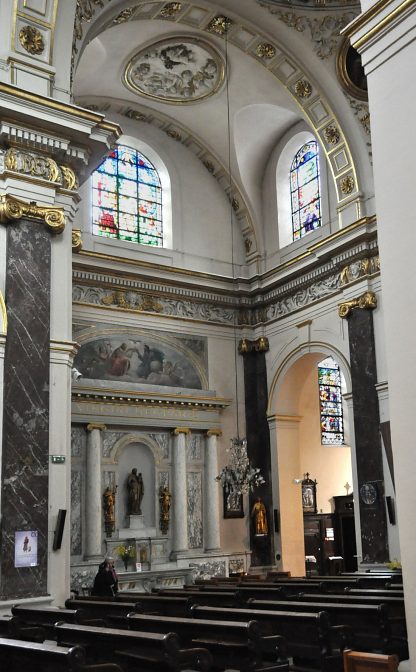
xmin=112 ymin=432 xmax=164 ymax=465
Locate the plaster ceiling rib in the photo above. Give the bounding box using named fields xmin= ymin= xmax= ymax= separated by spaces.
xmin=72 ymin=0 xmax=363 ymax=220
xmin=75 ymin=94 xmax=259 ymax=262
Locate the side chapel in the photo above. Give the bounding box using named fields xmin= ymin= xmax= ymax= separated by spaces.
xmin=0 ymin=0 xmax=416 ymax=668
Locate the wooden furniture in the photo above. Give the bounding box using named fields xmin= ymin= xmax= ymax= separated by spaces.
xmin=343 ymin=650 xmax=399 ymax=672
xmin=127 ymin=612 xmax=289 ymax=672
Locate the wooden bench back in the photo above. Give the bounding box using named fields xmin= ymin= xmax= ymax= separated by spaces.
xmin=343 ymin=650 xmax=399 ymax=672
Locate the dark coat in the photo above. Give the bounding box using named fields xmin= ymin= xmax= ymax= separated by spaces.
xmin=92 ymin=564 xmax=118 ymax=597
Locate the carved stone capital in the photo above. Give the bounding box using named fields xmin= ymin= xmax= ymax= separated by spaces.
xmin=206 ymin=429 xmax=222 ymax=438
xmin=238 ymin=336 xmax=270 ymax=354
xmin=86 ymin=423 xmax=107 ymax=432
xmin=338 ymin=291 xmax=377 ymax=318
xmin=0 ymin=194 xmax=65 ymax=233
xmin=172 ymin=427 xmax=191 ymax=436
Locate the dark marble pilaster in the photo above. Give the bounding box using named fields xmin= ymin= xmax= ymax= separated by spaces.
xmin=342 ymin=298 xmax=389 ymax=563
xmin=240 ymin=338 xmax=274 ymax=566
xmin=0 ymin=219 xmax=51 ymax=598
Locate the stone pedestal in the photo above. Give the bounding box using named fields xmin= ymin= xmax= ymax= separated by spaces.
xmin=128 ymin=515 xmax=145 ymax=530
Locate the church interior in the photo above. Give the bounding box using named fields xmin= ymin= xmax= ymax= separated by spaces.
xmin=1 ymin=0 xmax=416 ymax=670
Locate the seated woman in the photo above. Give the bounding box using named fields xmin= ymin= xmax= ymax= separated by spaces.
xmin=91 ymin=556 xmax=118 ymax=597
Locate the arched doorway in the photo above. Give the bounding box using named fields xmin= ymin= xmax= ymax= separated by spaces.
xmin=269 ymin=349 xmax=356 ymax=577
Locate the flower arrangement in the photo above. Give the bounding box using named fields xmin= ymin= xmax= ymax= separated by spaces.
xmin=115 ymin=544 xmax=136 ymax=569
xmin=386 ymin=559 xmax=402 ymax=571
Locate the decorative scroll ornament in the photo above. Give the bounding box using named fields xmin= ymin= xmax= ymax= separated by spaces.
xmin=207 ymin=15 xmax=233 ymax=35
xmin=340 ymin=175 xmax=355 ymax=194
xmin=113 ymin=7 xmax=135 ymax=24
xmin=61 ymin=165 xmax=78 ymax=190
xmin=0 ymin=194 xmax=65 ymax=233
xmin=340 ymin=256 xmax=379 ymax=285
xmin=160 ymin=2 xmax=182 ymax=18
xmin=238 ymin=337 xmax=269 ymax=354
xmin=124 ymin=109 xmax=148 ymax=122
xmin=166 ymin=129 xmax=182 ymax=141
xmin=2 ymin=148 xmax=78 ymax=191
xmin=101 ymin=290 xmax=163 ymax=313
xmin=72 ymin=229 xmax=83 ymax=253
xmin=216 ymin=437 xmax=265 ymax=496
xmin=256 ymin=43 xmax=276 ymax=59
xmin=338 ymin=291 xmax=377 ymax=318
xmin=295 ymin=79 xmax=312 ymax=98
xmin=19 ymin=25 xmax=45 ymax=55
xmin=324 ymin=125 xmax=340 ymax=145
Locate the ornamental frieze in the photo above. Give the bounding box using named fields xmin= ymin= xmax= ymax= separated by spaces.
xmin=0 ymin=148 xmax=78 ymax=190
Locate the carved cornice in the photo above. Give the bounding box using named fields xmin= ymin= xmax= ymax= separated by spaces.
xmin=0 ymin=194 xmax=65 ymax=233
xmin=238 ymin=337 xmax=270 ymax=354
xmin=338 ymin=291 xmax=377 ymax=318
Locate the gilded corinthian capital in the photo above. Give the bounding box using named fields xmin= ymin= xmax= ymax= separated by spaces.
xmin=338 ymin=291 xmax=377 ymax=318
xmin=0 ymin=194 xmax=65 ymax=233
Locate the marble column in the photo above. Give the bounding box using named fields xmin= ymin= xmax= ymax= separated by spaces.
xmin=171 ymin=428 xmax=190 ymax=556
xmin=339 ymin=293 xmax=388 ymax=563
xmin=204 ymin=430 xmax=221 ymax=551
xmin=239 ymin=337 xmax=274 ymax=567
xmin=85 ymin=423 xmax=106 ymax=560
xmin=0 ymin=216 xmax=54 ymax=599
xmin=0 ymin=294 xmax=6 ymax=529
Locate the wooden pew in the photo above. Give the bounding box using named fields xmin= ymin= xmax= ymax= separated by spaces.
xmin=54 ymin=621 xmax=212 ymax=672
xmin=293 ymin=593 xmax=406 ymax=619
xmin=247 ymin=599 xmax=408 ymax=659
xmin=345 ymin=589 xmax=404 ymax=600
xmin=190 ymin=604 xmax=350 ymax=672
xmin=343 ymin=649 xmax=399 ymax=672
xmin=127 ymin=612 xmax=288 ymax=672
xmin=0 ymin=636 xmax=122 ymax=672
xmin=153 ymin=588 xmax=243 ymax=607
xmin=65 ymin=599 xmax=142 ymax=623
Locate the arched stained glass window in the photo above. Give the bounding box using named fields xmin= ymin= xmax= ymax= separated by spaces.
xmin=92 ymin=145 xmax=163 ymax=246
xmin=318 ymin=356 xmax=344 ymax=445
xmin=290 ymin=140 xmax=321 ymax=241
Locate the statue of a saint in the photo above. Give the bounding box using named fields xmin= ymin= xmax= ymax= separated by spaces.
xmin=159 ymin=486 xmax=172 ymax=534
xmin=103 ymin=486 xmax=116 ymax=521
xmin=127 ymin=468 xmax=144 ymax=515
xmin=251 ymin=497 xmax=268 ymax=536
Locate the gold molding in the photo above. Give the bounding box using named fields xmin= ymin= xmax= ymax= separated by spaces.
xmin=342 ymin=0 xmax=412 ymax=49
xmin=87 ymin=422 xmax=107 ymax=432
xmin=172 ymin=427 xmax=191 ymax=435
xmin=338 ymin=291 xmax=377 ymax=318
xmin=206 ymin=428 xmax=222 ymax=437
xmin=0 ymin=290 xmax=7 ymax=334
xmin=336 ymin=37 xmax=368 ymax=102
xmin=0 ymin=194 xmax=65 ymax=233
xmin=238 ymin=337 xmax=269 ymax=354
xmin=72 ymin=229 xmax=83 ymax=252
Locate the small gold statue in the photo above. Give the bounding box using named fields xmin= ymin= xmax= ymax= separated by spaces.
xmin=103 ymin=485 xmax=117 ymax=537
xmin=251 ymin=497 xmax=268 ymax=536
xmin=159 ymin=486 xmax=172 ymax=535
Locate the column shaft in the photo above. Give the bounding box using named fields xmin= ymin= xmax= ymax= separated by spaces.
xmin=172 ymin=429 xmax=189 ymax=555
xmin=204 ymin=431 xmax=221 ymax=551
xmin=85 ymin=424 xmax=105 ymax=560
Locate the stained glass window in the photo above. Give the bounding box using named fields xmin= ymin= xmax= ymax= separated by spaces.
xmin=92 ymin=145 xmax=163 ymax=246
xmin=318 ymin=356 xmax=344 ymax=445
xmin=290 ymin=140 xmax=321 ymax=241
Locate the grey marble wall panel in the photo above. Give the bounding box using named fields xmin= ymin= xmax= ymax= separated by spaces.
xmin=71 ymin=471 xmax=82 ymax=556
xmin=187 ymin=471 xmax=203 ymax=549
xmin=158 ymin=471 xmax=169 ymax=489
xmin=149 ymin=432 xmax=169 ymax=459
xmin=71 ymin=426 xmax=85 ymax=458
xmin=189 ymin=560 xmax=226 ymax=580
xmin=187 ymin=434 xmax=202 ymax=462
xmin=102 ymin=431 xmax=124 ymax=458
xmin=1 ymin=221 xmax=51 ymax=598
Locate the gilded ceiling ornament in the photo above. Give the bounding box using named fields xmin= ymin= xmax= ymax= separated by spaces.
xmin=256 ymin=43 xmax=276 ymax=59
xmin=206 ymin=15 xmax=233 ymax=36
xmin=340 ymin=175 xmax=355 ymax=194
xmin=19 ymin=25 xmax=45 ymax=55
xmin=338 ymin=291 xmax=377 ymax=318
xmin=125 ymin=109 xmax=148 ymax=122
xmin=294 ymin=79 xmax=312 ymax=98
xmin=113 ymin=7 xmax=135 ymax=24
xmin=166 ymin=129 xmax=182 ymax=141
xmin=72 ymin=229 xmax=83 ymax=252
xmin=160 ymin=2 xmax=182 ymax=18
xmin=61 ymin=165 xmax=78 ymax=191
xmin=124 ymin=37 xmax=225 ymax=104
xmin=257 ymin=4 xmax=357 ymax=59
xmin=232 ymin=198 xmax=240 ymax=212
xmin=324 ymin=125 xmax=340 ymax=145
xmin=238 ymin=337 xmax=269 ymax=353
xmin=0 ymin=194 xmax=65 ymax=233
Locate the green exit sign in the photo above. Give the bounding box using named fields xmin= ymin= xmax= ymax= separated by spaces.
xmin=51 ymin=455 xmax=66 ymax=464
